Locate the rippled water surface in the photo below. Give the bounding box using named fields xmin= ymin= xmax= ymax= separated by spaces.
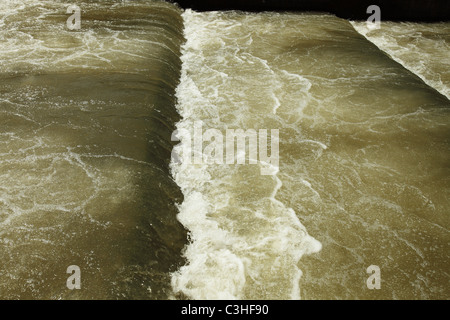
xmin=0 ymin=0 xmax=187 ymax=299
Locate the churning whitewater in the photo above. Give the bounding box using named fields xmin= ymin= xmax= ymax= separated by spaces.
xmin=351 ymin=21 xmax=450 ymax=100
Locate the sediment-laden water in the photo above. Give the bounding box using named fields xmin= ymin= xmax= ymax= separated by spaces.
xmin=171 ymin=10 xmax=450 ymax=300
xmin=351 ymin=21 xmax=450 ymax=100
xmin=0 ymin=0 xmax=187 ymax=299
xmin=0 ymin=1 xmax=449 ymax=300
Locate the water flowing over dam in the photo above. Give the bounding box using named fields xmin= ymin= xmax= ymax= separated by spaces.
xmin=0 ymin=0 xmax=187 ymax=299
xmin=0 ymin=0 xmax=449 ymax=300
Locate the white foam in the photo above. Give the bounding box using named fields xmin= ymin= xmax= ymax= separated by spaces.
xmin=170 ymin=10 xmax=321 ymax=300
xmin=299 ymin=139 xmax=328 ymax=150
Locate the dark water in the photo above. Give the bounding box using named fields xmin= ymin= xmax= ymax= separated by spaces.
xmin=0 ymin=0 xmax=187 ymax=299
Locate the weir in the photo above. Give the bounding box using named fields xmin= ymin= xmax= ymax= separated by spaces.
xmin=172 ymin=0 xmax=450 ymax=21
xmin=0 ymin=0 xmax=187 ymax=299
xmin=1 ymin=0 xmax=449 ymax=301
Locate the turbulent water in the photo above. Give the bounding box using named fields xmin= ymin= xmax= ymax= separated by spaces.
xmin=1 ymin=1 xmax=449 ymax=300
xmin=0 ymin=0 xmax=187 ymax=299
xmin=171 ymin=10 xmax=450 ymax=300
xmin=351 ymin=21 xmax=450 ymax=100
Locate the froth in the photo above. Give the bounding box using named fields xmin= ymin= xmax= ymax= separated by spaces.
xmin=170 ymin=10 xmax=322 ymax=300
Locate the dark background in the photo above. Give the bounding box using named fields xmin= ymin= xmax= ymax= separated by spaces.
xmin=172 ymin=0 xmax=450 ymax=21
